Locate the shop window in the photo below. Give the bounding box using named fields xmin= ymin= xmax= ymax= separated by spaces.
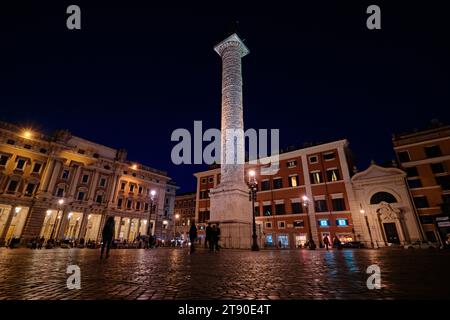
xmin=336 ymin=219 xmax=348 ymax=226
xmin=318 ymin=219 xmax=330 ymax=227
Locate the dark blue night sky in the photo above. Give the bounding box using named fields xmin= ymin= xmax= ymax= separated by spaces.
xmin=1 ymin=1 xmax=449 ymax=192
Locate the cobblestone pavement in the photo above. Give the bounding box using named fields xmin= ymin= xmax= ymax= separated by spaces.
xmin=0 ymin=247 xmax=449 ymax=300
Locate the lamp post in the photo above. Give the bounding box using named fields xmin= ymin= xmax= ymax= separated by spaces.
xmin=302 ymin=195 xmax=316 ymax=249
xmin=174 ymin=214 xmax=180 ymax=246
xmin=360 ymin=204 xmax=374 ymax=248
xmin=147 ymin=190 xmax=156 ymax=239
xmin=247 ymin=170 xmax=259 ymax=251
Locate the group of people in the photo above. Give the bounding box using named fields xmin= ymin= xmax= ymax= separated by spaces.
xmin=187 ymin=222 xmax=221 ymax=254
xmin=322 ymin=235 xmax=343 ymax=250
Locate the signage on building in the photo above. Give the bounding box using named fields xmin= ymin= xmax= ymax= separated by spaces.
xmin=437 ymin=221 xmax=450 ymax=227
xmin=436 ymin=216 xmax=449 ymax=222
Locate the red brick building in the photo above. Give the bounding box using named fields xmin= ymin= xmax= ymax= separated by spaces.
xmin=393 ymin=122 xmax=450 ymax=244
xmin=173 ymin=192 xmax=196 ymax=241
xmin=194 ymin=139 xmax=364 ymax=248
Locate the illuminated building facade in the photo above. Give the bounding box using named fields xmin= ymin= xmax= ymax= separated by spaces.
xmin=194 ymin=140 xmax=364 ymax=248
xmin=393 ymin=122 xmax=450 ymax=244
xmin=0 ymin=121 xmax=176 ymax=247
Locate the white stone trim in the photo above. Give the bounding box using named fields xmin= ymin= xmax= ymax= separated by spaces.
xmin=331 ymin=193 xmax=344 ymax=199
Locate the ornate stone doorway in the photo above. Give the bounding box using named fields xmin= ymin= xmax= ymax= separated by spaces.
xmin=383 ymin=222 xmax=400 ymax=244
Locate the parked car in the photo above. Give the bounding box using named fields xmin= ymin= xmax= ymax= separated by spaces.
xmin=404 ymin=241 xmax=439 ymax=249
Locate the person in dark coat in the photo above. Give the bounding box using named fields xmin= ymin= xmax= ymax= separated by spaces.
xmin=189 ymin=222 xmax=197 ymax=253
xmin=101 ymin=216 xmax=115 ymax=259
xmin=323 ymin=234 xmax=331 ymax=251
xmin=205 ymin=223 xmax=212 ymax=249
xmin=213 ymin=223 xmax=221 ymax=252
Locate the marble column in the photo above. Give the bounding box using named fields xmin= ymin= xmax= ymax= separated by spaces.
xmin=209 ymin=33 xmax=252 ymax=249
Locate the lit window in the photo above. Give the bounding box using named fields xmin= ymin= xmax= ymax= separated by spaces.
xmin=327 ymin=169 xmax=340 ymax=182
xmin=289 ymin=175 xmax=298 ymax=187
xmin=310 ymin=171 xmax=322 ymax=184
xmin=287 ymin=160 xmax=297 ymax=168
xmin=319 ymin=220 xmax=329 ymax=227
xmin=337 ymin=219 xmax=348 ymax=226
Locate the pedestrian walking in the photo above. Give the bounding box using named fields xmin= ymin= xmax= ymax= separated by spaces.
xmin=189 ymin=222 xmax=197 ymax=253
xmin=205 ymin=222 xmax=212 ymax=249
xmin=323 ymin=234 xmax=330 ymax=251
xmin=100 ymin=216 xmax=115 ymax=259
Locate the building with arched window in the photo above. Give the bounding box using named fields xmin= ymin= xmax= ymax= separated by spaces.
xmin=352 ymin=164 xmax=424 ymax=248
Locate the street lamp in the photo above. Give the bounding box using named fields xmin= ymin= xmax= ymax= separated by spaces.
xmin=174 ymin=214 xmax=180 ymax=244
xmin=148 ymin=189 xmax=157 ymax=239
xmin=302 ymin=195 xmax=316 ymax=249
xmin=247 ymin=170 xmax=259 ymax=251
xmin=360 ymin=204 xmax=374 ymax=248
